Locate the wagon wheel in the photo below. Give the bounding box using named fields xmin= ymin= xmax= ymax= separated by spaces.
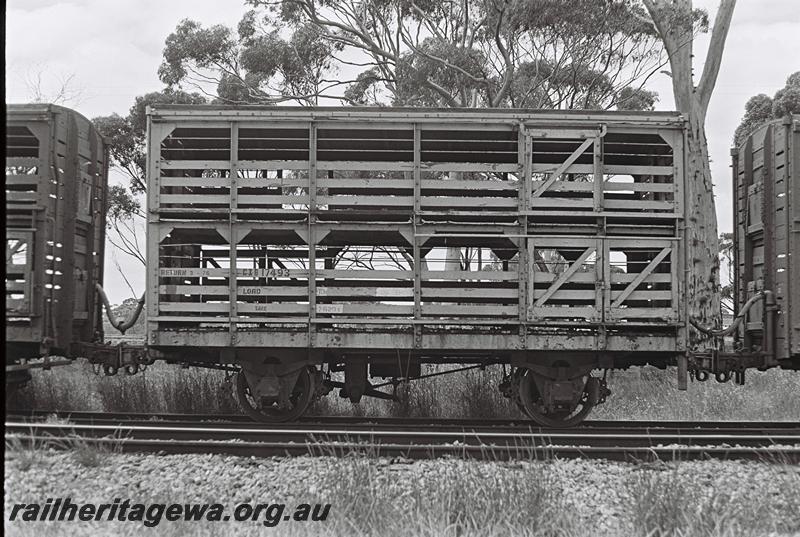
xmin=518 ymin=368 xmax=598 ymax=428
xmin=236 ymin=367 xmax=315 ymax=423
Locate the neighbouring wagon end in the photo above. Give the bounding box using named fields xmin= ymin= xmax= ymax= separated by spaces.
xmin=5 ymin=104 xmax=147 ymax=387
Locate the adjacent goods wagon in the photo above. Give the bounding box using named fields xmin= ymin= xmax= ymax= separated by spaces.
xmin=732 ymin=114 xmax=800 ymax=369
xmin=146 ymin=105 xmax=688 ymax=424
xmin=5 ymin=104 xmax=108 ymax=373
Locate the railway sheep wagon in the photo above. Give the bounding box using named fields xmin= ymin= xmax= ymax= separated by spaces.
xmin=6 ymin=105 xmax=109 ymax=385
xmin=145 ymin=105 xmax=693 ymax=426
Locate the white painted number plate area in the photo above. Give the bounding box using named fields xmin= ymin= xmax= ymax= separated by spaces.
xmin=316 ymin=304 xmax=344 ymax=314
xmin=159 ymin=268 xmax=290 ymax=278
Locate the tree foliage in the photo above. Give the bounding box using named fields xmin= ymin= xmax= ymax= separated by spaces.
xmin=93 ymin=89 xmax=207 ymax=196
xmin=159 ymin=18 xmax=341 ymax=104
xmin=92 ymin=89 xmax=206 ymax=264
xmin=718 ymin=232 xmax=734 ymax=315
xmin=734 ymin=71 xmax=800 ymax=147
xmin=157 ymin=0 xmax=666 ymax=110
xmin=107 ymin=184 xmax=141 ymax=221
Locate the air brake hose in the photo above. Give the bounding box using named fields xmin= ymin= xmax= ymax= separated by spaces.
xmin=95 ymin=284 xmax=145 ymax=335
xmin=689 ymin=290 xmax=773 ymax=338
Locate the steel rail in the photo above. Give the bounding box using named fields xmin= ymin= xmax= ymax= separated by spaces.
xmin=6 ymin=421 xmax=799 ymax=462
xmin=9 ymin=435 xmax=797 ymax=462
xmin=6 ymin=416 xmax=798 ymax=437
xmin=7 ymin=410 xmax=800 ymax=432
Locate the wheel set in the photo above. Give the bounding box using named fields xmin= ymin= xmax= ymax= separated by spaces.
xmin=235 ymin=363 xmax=605 ymax=427
xmin=516 ymin=368 xmax=600 ymax=427
xmin=235 ymin=367 xmax=317 ymax=423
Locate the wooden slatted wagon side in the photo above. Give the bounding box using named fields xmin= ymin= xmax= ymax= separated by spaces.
xmin=144 ymin=105 xmax=691 ymax=425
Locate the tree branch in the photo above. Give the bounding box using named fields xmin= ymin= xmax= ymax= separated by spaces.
xmin=697 ymin=0 xmax=736 ymax=114
xmin=490 ymin=0 xmax=514 ymax=107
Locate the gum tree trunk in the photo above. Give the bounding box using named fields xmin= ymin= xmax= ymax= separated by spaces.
xmin=643 ymin=0 xmax=736 ymax=331
xmin=685 ymin=106 xmax=721 ymax=327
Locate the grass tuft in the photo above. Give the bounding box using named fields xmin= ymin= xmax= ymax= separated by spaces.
xmin=314 ymin=456 xmax=577 ymax=537
xmin=5 ymin=434 xmax=47 ymax=472
xmin=60 ymin=431 xmax=125 ymax=468
xmin=595 ymin=366 xmax=800 ymax=421
xmin=8 ymin=361 xmax=241 ymax=415
xmin=458 ymin=368 xmax=519 ymax=419
xmin=9 ymin=360 xmax=800 ymax=423
xmin=390 ymin=377 xmax=441 ymax=418
xmin=627 ymin=461 xmax=800 ymax=537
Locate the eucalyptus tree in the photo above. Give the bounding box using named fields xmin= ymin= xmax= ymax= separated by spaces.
xmin=93 ymin=89 xmax=206 ymax=266
xmin=158 ymin=0 xmax=665 ymax=110
xmin=734 ymin=71 xmax=800 ymax=147
xmin=641 ymin=0 xmax=736 ymax=328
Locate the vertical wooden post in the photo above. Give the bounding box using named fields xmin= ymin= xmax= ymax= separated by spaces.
xmin=40 ymin=118 xmax=57 ymax=347
xmin=673 ymin=128 xmax=688 ymax=350
xmin=785 ymin=118 xmax=798 ymax=357
xmin=519 ymin=124 xmax=531 ymax=339
xmin=599 ymin=239 xmax=609 ymax=331
xmin=308 ymin=123 xmax=317 ymax=348
xmin=593 ymin=133 xmax=606 ymax=333
xmin=95 ymin=133 xmax=110 ymax=342
xmin=413 ymin=124 xmax=422 ymax=348
xmin=593 ymin=135 xmax=604 ymax=213
xmin=762 ymin=127 xmax=775 ymax=321
xmin=742 ymin=137 xmax=754 ymax=350
xmin=27 ymin=121 xmax=50 ymax=343
xmin=145 ymin=116 xmax=163 ymax=345
xmin=731 ymin=146 xmax=740 ymax=347
xmin=229 ymin=122 xmax=239 ymax=347
xmin=55 ymin=112 xmax=79 ymax=350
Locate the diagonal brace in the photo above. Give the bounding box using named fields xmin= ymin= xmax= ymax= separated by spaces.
xmin=611 ymin=247 xmax=671 ymax=308
xmin=534 ymin=247 xmax=595 ymax=307
xmin=531 ymin=137 xmax=595 ymax=199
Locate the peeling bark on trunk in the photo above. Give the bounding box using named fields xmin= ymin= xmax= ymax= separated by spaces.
xmin=643 ymin=0 xmax=736 ymax=336
xmin=685 ymin=108 xmax=722 ymax=329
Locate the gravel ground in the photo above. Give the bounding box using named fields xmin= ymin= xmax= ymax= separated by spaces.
xmin=4 ymin=447 xmax=800 ymax=537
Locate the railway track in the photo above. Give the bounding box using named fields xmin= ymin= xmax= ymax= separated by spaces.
xmin=6 ymin=411 xmax=800 ymax=462
xmin=8 ymin=409 xmax=800 ymax=431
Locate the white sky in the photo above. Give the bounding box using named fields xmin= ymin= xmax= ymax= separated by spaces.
xmin=6 ymin=0 xmax=800 ymax=303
